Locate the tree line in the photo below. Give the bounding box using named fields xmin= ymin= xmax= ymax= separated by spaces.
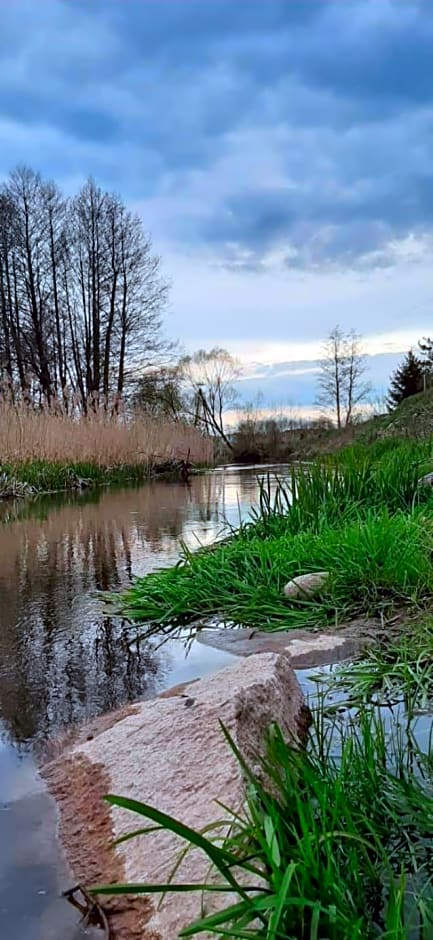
xmin=134 ymin=327 xmax=433 ymax=442
xmin=315 ymin=327 xmax=433 ymax=425
xmin=0 ymin=166 xmax=243 ymax=450
xmin=0 ymin=166 xmax=168 ymax=411
xmin=0 ymin=167 xmax=428 ymax=442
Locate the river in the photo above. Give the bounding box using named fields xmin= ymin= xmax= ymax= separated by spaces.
xmin=0 ymin=464 xmax=287 ymax=939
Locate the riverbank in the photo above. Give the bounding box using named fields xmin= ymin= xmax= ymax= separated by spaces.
xmin=0 ymin=456 xmax=203 ymax=498
xmin=45 ymin=621 xmax=433 ymax=939
xmin=106 ymin=648 xmax=432 ymax=939
xmin=81 ymin=435 xmax=433 ymax=936
xmin=0 ymin=400 xmax=213 ymax=497
xmin=117 ymin=439 xmax=433 ymax=635
xmin=4 ymin=455 xmax=433 ymax=938
xmin=229 ymin=387 xmax=433 ymax=465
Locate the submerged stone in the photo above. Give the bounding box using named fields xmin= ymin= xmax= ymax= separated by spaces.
xmin=196 ymin=625 xmax=372 ymax=668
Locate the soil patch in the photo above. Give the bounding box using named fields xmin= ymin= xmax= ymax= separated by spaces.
xmin=43 ymin=753 xmax=159 ymax=940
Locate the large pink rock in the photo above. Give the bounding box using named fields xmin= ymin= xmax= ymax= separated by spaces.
xmin=45 ymin=652 xmax=309 ymax=939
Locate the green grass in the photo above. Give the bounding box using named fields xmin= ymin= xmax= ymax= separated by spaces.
xmin=120 ymin=508 xmax=433 ymax=632
xmin=251 ymin=440 xmax=433 ymax=538
xmin=91 ymin=439 xmax=433 ymax=936
xmin=117 ymin=441 xmax=433 ymax=634
xmin=91 ymin=710 xmax=433 ymax=938
xmin=0 ymin=459 xmax=153 ymax=495
xmin=324 ymin=615 xmax=433 ymax=714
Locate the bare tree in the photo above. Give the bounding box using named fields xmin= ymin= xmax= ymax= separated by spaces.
xmin=4 ymin=167 xmax=55 ymax=403
xmin=44 ymin=179 xmax=69 ymax=406
xmin=113 ymin=203 xmax=169 ymax=400
xmin=180 ymin=347 xmax=240 ymax=448
xmin=418 ymin=337 xmax=433 ymax=391
xmin=316 ymin=326 xmax=370 ymax=428
xmin=68 ymin=179 xmax=170 ymax=410
xmin=0 ymin=192 xmax=19 ymax=391
xmin=0 ymin=167 xmax=169 ymax=411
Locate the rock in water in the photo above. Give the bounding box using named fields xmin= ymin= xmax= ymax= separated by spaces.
xmin=283 ymin=571 xmax=329 ymax=599
xmin=44 ymin=652 xmax=310 ymax=940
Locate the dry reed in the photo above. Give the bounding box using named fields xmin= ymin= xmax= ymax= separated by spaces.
xmin=0 ymin=401 xmax=213 ymax=467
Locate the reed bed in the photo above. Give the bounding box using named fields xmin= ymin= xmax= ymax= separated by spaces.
xmin=0 ymin=400 xmax=212 ymax=467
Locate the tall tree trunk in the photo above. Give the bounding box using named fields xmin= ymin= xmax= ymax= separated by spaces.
xmin=23 ymin=197 xmax=52 ymax=402
xmin=49 ymin=211 xmax=67 ymax=407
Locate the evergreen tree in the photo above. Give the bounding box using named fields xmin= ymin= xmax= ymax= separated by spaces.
xmin=388 ymin=350 xmax=424 ymax=408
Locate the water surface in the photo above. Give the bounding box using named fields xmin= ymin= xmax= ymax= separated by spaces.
xmin=0 ymin=464 xmax=287 ymax=938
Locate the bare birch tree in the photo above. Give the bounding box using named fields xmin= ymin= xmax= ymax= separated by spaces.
xmin=180 ymin=347 xmax=240 ymax=448
xmin=316 ymin=326 xmax=370 ymax=428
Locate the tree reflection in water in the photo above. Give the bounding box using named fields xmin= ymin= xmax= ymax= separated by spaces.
xmin=0 ymin=467 xmax=285 ymax=750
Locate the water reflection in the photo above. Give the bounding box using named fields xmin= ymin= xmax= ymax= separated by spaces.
xmin=0 ymin=466 xmax=287 ymax=750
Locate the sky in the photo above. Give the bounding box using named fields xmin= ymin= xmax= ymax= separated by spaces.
xmin=1 ymin=0 xmax=433 ymax=413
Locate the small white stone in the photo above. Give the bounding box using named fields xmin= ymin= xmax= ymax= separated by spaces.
xmin=419 ymin=471 xmax=433 ymax=486
xmin=283 ymin=571 xmax=329 ymax=599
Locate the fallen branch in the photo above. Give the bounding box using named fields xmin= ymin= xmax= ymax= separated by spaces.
xmin=63 ymin=883 xmax=111 ymax=938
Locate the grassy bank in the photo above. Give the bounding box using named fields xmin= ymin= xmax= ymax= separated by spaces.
xmin=92 ymin=437 xmax=433 ymax=936
xmin=118 ymin=440 xmax=433 ymax=633
xmin=0 ymin=459 xmax=153 ymax=495
xmin=229 ymin=387 xmax=433 ymax=465
xmin=0 ymin=401 xmax=212 ymax=496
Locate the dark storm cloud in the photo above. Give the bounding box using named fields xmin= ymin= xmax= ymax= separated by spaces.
xmin=0 ymin=0 xmax=432 ymax=266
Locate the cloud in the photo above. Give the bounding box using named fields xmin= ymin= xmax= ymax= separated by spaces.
xmin=162 ymin=241 xmax=433 ymax=354
xmin=1 ymin=0 xmax=433 ymax=385
xmin=232 ymin=350 xmax=406 ymax=410
xmin=1 ymin=1 xmax=432 ymax=266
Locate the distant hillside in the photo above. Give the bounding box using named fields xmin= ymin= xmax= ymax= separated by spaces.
xmin=288 ymin=390 xmax=433 ymax=459
xmin=228 ymin=389 xmax=433 ymax=464
xmin=360 ymin=388 xmax=433 ymax=442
